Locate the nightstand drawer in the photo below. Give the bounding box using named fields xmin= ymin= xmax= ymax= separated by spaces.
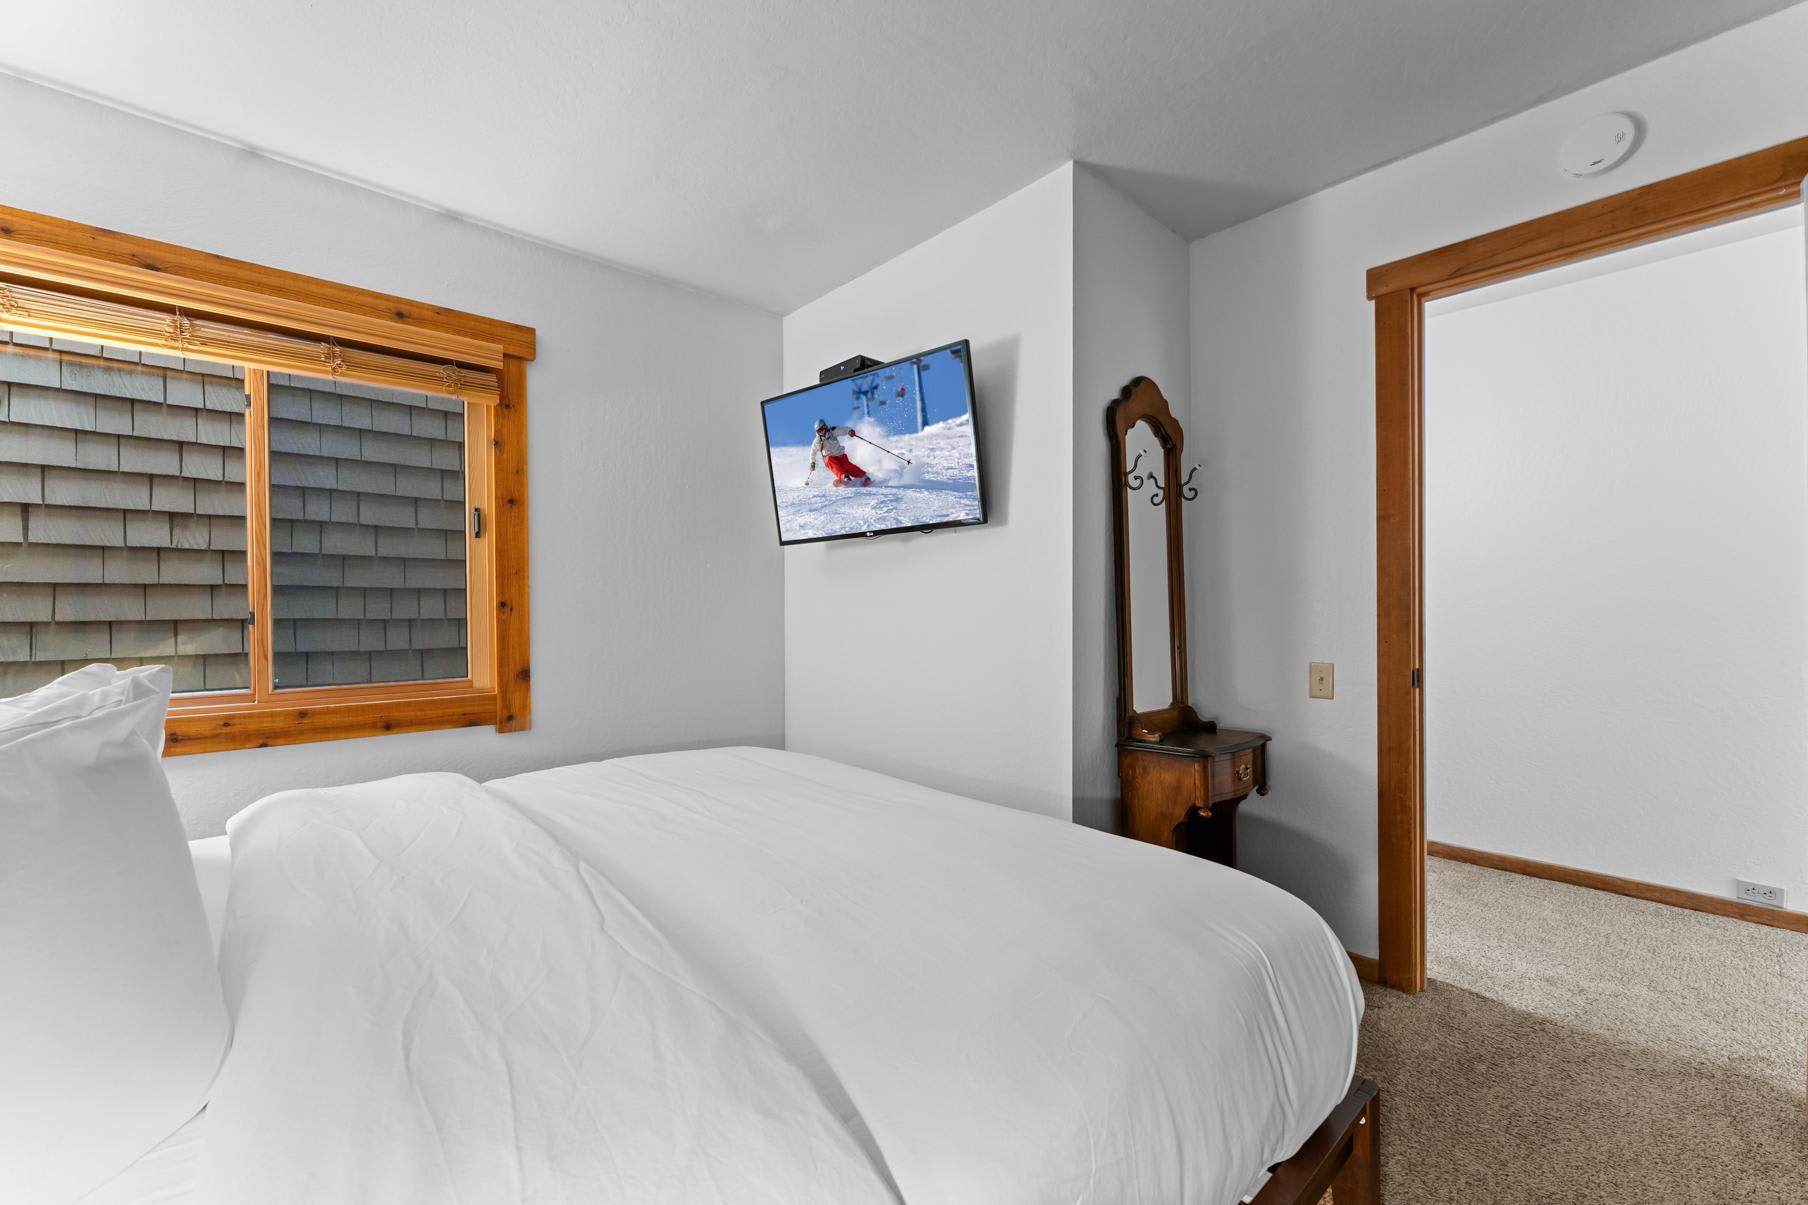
xmin=1209 ymin=747 xmax=1259 ymax=801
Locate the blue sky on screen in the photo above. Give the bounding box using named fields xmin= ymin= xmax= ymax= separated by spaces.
xmin=763 ymin=344 xmax=971 ymax=446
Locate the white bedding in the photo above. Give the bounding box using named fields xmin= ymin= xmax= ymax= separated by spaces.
xmin=0 ymin=666 xmax=228 ymax=1204
xmin=77 ymin=1110 xmax=204 ymax=1205
xmin=192 ymin=747 xmax=1360 ymax=1204
xmin=187 ymin=836 xmax=230 ymax=956
xmin=76 ymin=838 xmax=230 ymax=1205
xmin=201 ymin=770 xmax=893 ymax=1204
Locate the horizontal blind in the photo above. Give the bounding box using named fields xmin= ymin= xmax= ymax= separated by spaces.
xmin=0 ymin=279 xmax=499 ymax=404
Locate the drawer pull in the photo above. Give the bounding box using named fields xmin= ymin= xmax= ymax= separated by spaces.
xmin=1235 ymin=762 xmax=1253 ymax=783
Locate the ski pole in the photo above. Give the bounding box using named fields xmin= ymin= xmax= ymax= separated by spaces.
xmin=849 ymin=432 xmax=911 ymax=465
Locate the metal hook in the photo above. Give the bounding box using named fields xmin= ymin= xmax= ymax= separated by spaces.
xmin=1124 ymin=448 xmax=1148 ymax=491
xmin=1129 ymin=451 xmax=1197 ymax=505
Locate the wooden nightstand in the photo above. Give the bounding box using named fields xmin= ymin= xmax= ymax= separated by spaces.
xmin=1119 ymin=727 xmax=1269 ymax=868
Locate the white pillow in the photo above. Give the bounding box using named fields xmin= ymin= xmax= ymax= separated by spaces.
xmin=0 ymin=665 xmax=229 ymax=1202
xmin=0 ymin=663 xmax=169 ymax=752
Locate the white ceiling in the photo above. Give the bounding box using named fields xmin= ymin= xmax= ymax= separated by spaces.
xmin=0 ymin=0 xmax=1795 ymax=313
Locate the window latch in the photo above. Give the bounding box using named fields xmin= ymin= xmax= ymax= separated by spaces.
xmin=471 ymin=506 xmax=483 ymax=539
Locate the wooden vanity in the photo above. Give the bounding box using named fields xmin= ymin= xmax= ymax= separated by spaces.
xmin=1119 ymin=726 xmax=1268 ymax=866
xmin=1108 ymin=377 xmax=1270 ymax=869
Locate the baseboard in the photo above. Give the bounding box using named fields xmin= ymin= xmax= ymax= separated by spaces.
xmin=1428 ymin=841 xmax=1808 ymax=935
xmin=1346 ymin=950 xmax=1380 ymax=983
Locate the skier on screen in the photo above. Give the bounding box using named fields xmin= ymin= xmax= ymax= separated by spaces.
xmin=809 ymin=418 xmax=872 ymax=488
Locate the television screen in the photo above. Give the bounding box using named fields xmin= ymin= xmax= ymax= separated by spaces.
xmin=760 ymin=340 xmax=986 ymax=545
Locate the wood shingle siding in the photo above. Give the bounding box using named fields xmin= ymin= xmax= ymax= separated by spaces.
xmin=0 ymin=334 xmax=467 ymax=695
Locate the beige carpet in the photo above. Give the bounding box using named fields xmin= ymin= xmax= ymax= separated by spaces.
xmin=1353 ymin=857 xmax=1808 ymax=1203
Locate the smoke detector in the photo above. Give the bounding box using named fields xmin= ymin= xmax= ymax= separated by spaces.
xmin=1558 ymin=113 xmax=1639 ymax=178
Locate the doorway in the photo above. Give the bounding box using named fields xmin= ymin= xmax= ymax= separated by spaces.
xmin=1366 ymin=136 xmax=1808 ymax=993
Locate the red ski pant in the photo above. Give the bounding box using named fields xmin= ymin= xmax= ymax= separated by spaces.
xmin=824 ymin=454 xmax=868 ymax=482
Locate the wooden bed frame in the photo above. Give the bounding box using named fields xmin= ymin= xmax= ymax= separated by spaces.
xmin=1250 ymin=1078 xmax=1380 ymax=1205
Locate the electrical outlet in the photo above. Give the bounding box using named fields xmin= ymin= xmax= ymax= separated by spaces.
xmin=1309 ymin=661 xmax=1334 ymax=700
xmin=1736 ymin=879 xmax=1787 ymax=909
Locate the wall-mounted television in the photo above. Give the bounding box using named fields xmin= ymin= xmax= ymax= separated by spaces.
xmin=760 ymin=339 xmax=987 ymax=546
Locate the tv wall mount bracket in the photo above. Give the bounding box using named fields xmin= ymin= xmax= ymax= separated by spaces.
xmin=819 ymin=354 xmax=885 ymax=385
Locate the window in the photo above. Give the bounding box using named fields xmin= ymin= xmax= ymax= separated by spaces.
xmin=0 ymin=204 xmax=534 ymax=753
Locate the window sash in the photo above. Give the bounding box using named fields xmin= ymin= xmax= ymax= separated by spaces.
xmin=155 ymin=367 xmax=495 ymax=730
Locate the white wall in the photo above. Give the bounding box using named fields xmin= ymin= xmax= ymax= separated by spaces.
xmin=0 ymin=75 xmax=785 ymax=836
xmin=1426 ymin=219 xmax=1808 ymax=914
xmin=782 ymin=167 xmax=1076 ymax=818
xmin=1189 ymin=3 xmax=1808 ymax=955
xmin=1072 ymin=167 xmax=1191 ymax=831
xmin=781 ymin=165 xmax=1192 ymax=827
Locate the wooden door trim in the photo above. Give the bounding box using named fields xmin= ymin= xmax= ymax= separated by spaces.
xmin=1368 ymin=137 xmax=1808 ymax=300
xmin=1374 ymin=289 xmax=1424 ymax=991
xmin=1369 ymin=136 xmax=1808 ymax=993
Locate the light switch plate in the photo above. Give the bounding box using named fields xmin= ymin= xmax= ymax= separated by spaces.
xmin=1309 ymin=661 xmax=1334 ymax=700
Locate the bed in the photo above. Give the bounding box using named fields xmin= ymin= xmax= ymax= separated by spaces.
xmin=93 ymin=747 xmax=1375 ymax=1204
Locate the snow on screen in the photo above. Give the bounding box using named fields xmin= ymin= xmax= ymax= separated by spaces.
xmin=763 ymin=344 xmax=982 ymax=543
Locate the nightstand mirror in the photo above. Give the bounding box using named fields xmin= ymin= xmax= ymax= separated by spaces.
xmin=1124 ymin=417 xmax=1178 ymax=715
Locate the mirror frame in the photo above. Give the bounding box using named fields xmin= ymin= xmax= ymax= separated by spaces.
xmin=1107 ymin=377 xmax=1210 ymax=743
xmin=1106 ymin=376 xmax=1207 ymax=741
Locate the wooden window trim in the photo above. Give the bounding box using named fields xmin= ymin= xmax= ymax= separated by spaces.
xmin=1366 ymin=136 xmax=1808 ymax=994
xmin=0 ymin=278 xmax=502 ymax=402
xmin=0 ymin=204 xmax=534 ymax=362
xmin=166 ymin=690 xmax=502 ymax=756
xmin=0 ymin=205 xmax=536 ymax=754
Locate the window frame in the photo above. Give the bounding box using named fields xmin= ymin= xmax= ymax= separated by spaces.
xmin=0 ymin=205 xmax=534 ymax=754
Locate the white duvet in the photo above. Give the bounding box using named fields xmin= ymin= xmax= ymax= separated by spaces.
xmin=197 ymin=748 xmax=1361 ymax=1204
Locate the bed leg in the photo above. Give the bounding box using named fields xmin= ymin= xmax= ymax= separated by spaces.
xmin=1330 ymin=1087 xmax=1380 ymax=1205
